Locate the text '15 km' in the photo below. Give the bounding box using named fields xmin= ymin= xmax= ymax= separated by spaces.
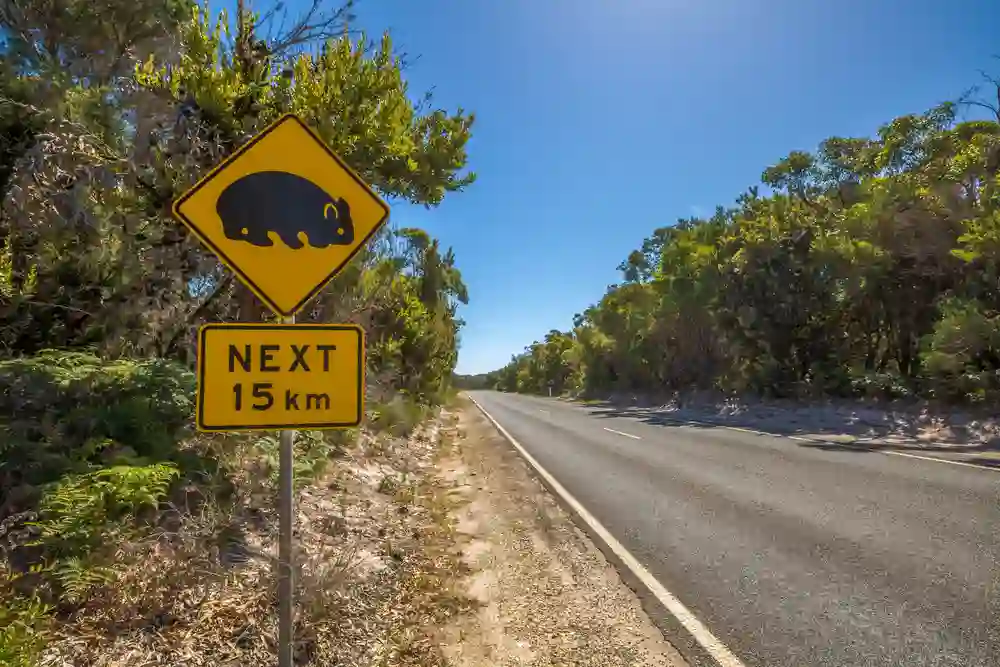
xmin=196 ymin=323 xmax=365 ymax=432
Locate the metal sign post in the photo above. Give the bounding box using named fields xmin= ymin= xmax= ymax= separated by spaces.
xmin=195 ymin=320 xmax=364 ymax=663
xmin=278 ymin=320 xmax=295 ymax=667
xmin=173 ymin=113 xmax=388 ymax=667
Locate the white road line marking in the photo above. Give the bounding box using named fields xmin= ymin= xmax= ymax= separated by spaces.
xmin=883 ymin=450 xmax=997 ymax=470
xmin=468 ymin=396 xmax=747 ymax=667
xmin=721 ymin=425 xmax=760 ymax=435
xmin=709 ymin=424 xmax=999 ymax=472
xmin=593 ymin=411 xmax=1000 ymax=473
xmin=603 ymin=427 xmax=641 ymax=440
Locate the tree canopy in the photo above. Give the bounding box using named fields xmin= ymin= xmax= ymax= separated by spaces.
xmin=494 ymin=89 xmax=1000 ymax=404
xmin=0 ymin=2 xmax=478 ymax=661
xmin=0 ymin=0 xmax=475 ymax=404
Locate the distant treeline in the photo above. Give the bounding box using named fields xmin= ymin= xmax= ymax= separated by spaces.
xmin=452 ymin=372 xmax=498 ymax=390
xmin=491 ymin=81 xmax=1000 ymax=405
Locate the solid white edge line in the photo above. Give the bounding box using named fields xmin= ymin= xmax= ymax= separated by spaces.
xmin=883 ymin=450 xmax=996 ymax=470
xmin=604 ymin=426 xmax=642 ymax=440
xmin=467 ymin=395 xmax=747 ymax=667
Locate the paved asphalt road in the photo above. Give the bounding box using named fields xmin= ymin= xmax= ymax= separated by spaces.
xmin=467 ymin=390 xmax=1000 ymax=667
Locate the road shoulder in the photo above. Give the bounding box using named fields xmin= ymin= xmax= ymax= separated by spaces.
xmin=562 ymin=392 xmax=1000 ymax=469
xmin=437 ymin=397 xmax=688 ymax=667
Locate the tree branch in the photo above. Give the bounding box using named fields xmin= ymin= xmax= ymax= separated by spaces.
xmin=157 ymin=273 xmax=235 ymax=356
xmin=258 ymin=0 xmax=360 ymax=57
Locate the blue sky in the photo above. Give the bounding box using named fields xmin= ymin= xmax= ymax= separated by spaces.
xmin=239 ymin=0 xmax=1000 ymax=374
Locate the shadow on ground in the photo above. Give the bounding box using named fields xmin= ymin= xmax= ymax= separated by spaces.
xmin=578 ymin=400 xmax=1000 ymax=457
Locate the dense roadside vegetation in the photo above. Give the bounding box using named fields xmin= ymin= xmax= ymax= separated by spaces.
xmin=493 ymin=81 xmax=1000 ymax=405
xmin=0 ymin=0 xmax=473 ymax=663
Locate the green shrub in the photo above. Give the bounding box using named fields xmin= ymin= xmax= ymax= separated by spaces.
xmin=0 ymin=350 xmax=195 ymax=489
xmin=921 ymin=298 xmax=1000 ymax=401
xmin=0 ymin=351 xmax=196 ymax=640
xmin=0 ymin=593 xmax=51 ymax=667
xmin=368 ymin=397 xmax=430 ymax=438
xmin=33 ymin=463 xmax=179 ymax=557
xmin=848 ymin=370 xmax=914 ymax=400
xmin=250 ymin=430 xmax=357 ymax=485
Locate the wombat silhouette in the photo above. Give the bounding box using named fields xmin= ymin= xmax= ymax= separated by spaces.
xmin=215 ymin=171 xmax=355 ymax=249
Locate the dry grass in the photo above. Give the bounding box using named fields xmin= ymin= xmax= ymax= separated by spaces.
xmin=31 ymin=410 xmax=477 ymax=667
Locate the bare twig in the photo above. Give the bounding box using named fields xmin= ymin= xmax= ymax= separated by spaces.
xmin=13 ymin=299 xmax=95 ymax=316
xmin=157 ymin=273 xmax=236 ymax=356
xmin=256 ymin=0 xmax=361 ymax=57
xmin=958 ymin=66 xmax=1000 ymax=123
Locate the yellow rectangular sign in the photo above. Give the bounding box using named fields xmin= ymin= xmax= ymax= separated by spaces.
xmin=197 ymin=323 xmax=364 ymax=431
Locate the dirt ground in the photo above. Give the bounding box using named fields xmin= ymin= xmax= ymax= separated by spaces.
xmin=437 ymin=399 xmax=688 ymax=667
xmin=33 ymin=401 xmax=689 ymax=667
xmin=38 ymin=414 xmax=475 ymax=667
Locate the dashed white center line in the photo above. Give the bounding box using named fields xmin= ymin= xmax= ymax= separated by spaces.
xmin=598 ymin=414 xmax=1000 ymax=473
xmin=604 ymin=427 xmax=641 ymax=440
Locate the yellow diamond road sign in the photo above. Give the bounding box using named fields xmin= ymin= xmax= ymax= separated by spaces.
xmin=172 ymin=114 xmax=391 ymax=317
xmin=197 ymin=323 xmax=364 ymax=431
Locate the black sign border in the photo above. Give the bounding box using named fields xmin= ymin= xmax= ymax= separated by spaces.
xmin=172 ymin=114 xmax=391 ymax=318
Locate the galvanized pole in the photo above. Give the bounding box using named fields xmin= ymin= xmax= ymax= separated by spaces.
xmin=278 ymin=314 xmax=295 ymax=667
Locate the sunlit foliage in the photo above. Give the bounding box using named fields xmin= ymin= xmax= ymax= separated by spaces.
xmin=495 ymin=97 xmax=1000 ymax=403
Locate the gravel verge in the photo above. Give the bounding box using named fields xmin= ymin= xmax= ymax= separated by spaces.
xmin=438 ymin=398 xmax=688 ymax=667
